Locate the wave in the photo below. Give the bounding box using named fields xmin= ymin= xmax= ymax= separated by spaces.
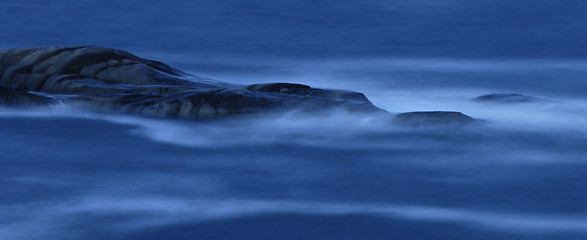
xmin=83 ymin=198 xmax=587 ymax=232
xmin=3 ymin=196 xmax=587 ymax=240
xmin=0 ymin=105 xmax=392 ymax=148
xmin=168 ymin=56 xmax=587 ymax=102
xmin=179 ymin=57 xmax=587 ymax=74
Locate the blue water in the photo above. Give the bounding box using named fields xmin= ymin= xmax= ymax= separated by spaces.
xmin=1 ymin=1 xmax=587 ymax=239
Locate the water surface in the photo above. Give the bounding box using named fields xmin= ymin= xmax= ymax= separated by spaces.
xmin=1 ymin=1 xmax=587 ymax=239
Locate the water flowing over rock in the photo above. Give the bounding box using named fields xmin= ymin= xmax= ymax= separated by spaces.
xmin=0 ymin=46 xmax=384 ymax=118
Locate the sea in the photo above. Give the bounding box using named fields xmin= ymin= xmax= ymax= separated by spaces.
xmin=1 ymin=1 xmax=587 ymax=239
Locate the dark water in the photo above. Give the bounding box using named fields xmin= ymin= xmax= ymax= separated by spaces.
xmin=1 ymin=1 xmax=587 ymax=239
xmin=2 ymin=0 xmax=587 ymax=59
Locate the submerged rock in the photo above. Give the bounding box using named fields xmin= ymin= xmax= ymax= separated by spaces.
xmin=473 ymin=93 xmax=545 ymax=103
xmin=392 ymin=111 xmax=478 ymax=127
xmin=0 ymin=46 xmax=384 ymax=118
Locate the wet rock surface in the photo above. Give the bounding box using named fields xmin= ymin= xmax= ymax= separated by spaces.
xmin=0 ymin=46 xmax=383 ymax=118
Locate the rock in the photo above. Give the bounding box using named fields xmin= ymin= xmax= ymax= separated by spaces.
xmin=0 ymin=86 xmax=58 ymax=106
xmin=0 ymin=46 xmax=385 ymax=118
xmin=473 ymin=93 xmax=545 ymax=103
xmin=392 ymin=111 xmax=478 ymax=127
xmin=0 ymin=46 xmax=485 ymax=127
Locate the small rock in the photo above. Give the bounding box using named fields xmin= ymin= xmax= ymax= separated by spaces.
xmin=392 ymin=111 xmax=477 ymax=127
xmin=473 ymin=93 xmax=545 ymax=103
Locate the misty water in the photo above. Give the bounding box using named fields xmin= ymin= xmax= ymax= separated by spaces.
xmin=2 ymin=1 xmax=587 ymax=239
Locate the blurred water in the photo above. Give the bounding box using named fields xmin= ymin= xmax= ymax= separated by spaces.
xmin=1 ymin=0 xmax=587 ymax=59
xmin=1 ymin=1 xmax=587 ymax=239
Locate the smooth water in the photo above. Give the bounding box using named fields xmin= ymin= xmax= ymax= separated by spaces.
xmin=1 ymin=1 xmax=587 ymax=239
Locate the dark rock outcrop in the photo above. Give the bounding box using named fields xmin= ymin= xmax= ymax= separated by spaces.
xmin=392 ymin=111 xmax=477 ymax=127
xmin=473 ymin=93 xmax=546 ymax=103
xmin=0 ymin=46 xmax=486 ymax=128
xmin=0 ymin=46 xmax=384 ymax=118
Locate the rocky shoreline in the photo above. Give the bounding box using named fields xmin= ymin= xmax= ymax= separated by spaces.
xmin=0 ymin=46 xmax=480 ymax=126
